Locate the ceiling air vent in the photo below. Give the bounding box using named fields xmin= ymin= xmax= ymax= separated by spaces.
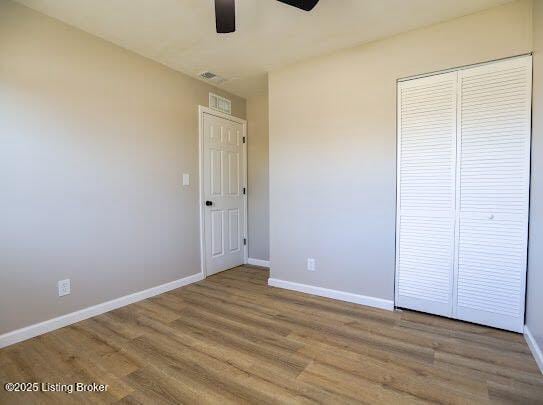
xmin=209 ymin=93 xmax=232 ymax=115
xmin=199 ymin=71 xmax=226 ymax=85
xmin=200 ymin=71 xmax=217 ymax=80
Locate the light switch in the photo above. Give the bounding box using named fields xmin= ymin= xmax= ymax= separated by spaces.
xmin=58 ymin=279 xmax=71 ymax=297
xmin=182 ymin=173 xmax=190 ymax=186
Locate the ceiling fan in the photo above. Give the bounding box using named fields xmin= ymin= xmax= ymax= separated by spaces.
xmin=214 ymin=0 xmax=320 ymax=33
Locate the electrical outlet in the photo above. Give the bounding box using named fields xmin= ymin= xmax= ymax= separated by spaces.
xmin=182 ymin=173 xmax=190 ymax=186
xmin=58 ymin=279 xmax=71 ymax=297
xmin=307 ymin=258 xmax=316 ymax=271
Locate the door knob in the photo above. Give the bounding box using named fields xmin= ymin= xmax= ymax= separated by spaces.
xmin=205 ymin=201 xmax=213 ymax=206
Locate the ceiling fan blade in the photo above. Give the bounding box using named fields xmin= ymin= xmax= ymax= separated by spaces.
xmin=276 ymin=0 xmax=320 ymax=11
xmin=215 ymin=0 xmax=235 ymax=33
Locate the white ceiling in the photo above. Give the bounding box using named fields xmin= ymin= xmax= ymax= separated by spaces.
xmin=16 ymin=0 xmax=511 ymax=98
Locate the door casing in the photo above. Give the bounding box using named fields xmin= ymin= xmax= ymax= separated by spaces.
xmin=198 ymin=106 xmax=248 ymax=278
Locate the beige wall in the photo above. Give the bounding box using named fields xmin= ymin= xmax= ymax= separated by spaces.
xmin=247 ymin=92 xmax=270 ymax=261
xmin=526 ymin=0 xmax=543 ymax=355
xmin=269 ymin=0 xmax=533 ymax=300
xmin=0 ymin=1 xmax=245 ymax=335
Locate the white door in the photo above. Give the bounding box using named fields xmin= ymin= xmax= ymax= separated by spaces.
xmin=202 ymin=111 xmax=246 ymax=276
xmin=395 ymin=71 xmax=458 ymax=317
xmin=396 ymin=56 xmax=532 ymax=333
xmin=454 ymin=56 xmax=532 ymax=332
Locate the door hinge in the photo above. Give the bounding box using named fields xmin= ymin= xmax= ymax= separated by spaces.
xmin=243 ymin=187 xmax=246 ymax=195
xmin=243 ymin=136 xmax=246 ymax=144
xmin=243 ymin=238 xmax=247 ymax=246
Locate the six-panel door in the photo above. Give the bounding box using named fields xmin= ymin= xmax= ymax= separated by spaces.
xmin=203 ymin=113 xmax=245 ymax=276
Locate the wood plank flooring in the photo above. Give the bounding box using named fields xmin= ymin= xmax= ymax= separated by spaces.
xmin=1 ymin=266 xmax=542 ymax=404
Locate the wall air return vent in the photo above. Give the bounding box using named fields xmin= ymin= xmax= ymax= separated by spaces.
xmin=209 ymin=92 xmax=232 ymax=115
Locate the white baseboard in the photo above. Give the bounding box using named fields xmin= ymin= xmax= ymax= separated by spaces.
xmin=525 ymin=325 xmax=543 ymax=374
xmin=247 ymin=258 xmax=270 ymax=268
xmin=0 ymin=272 xmax=204 ymax=349
xmin=268 ymin=278 xmax=394 ymax=311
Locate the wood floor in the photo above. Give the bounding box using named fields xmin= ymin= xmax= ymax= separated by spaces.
xmin=1 ymin=266 xmax=542 ymax=404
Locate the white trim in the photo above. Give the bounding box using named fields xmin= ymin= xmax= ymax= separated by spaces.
xmin=268 ymin=278 xmax=394 ymax=311
xmin=198 ymin=106 xmax=248 ymax=278
xmin=525 ymin=325 xmax=543 ymax=374
xmin=0 ymin=272 xmax=204 ymax=349
xmin=397 ymin=53 xmax=532 ymax=82
xmin=199 ymin=105 xmax=245 ymax=124
xmin=247 ymin=258 xmax=270 ymax=268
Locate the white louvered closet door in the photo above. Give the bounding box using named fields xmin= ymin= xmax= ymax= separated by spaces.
xmin=455 ymin=56 xmax=532 ymax=332
xmin=395 ymin=72 xmax=458 ymax=317
xmin=396 ymin=56 xmax=532 ymax=333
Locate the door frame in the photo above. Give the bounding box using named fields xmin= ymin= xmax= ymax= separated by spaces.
xmin=198 ymin=105 xmax=248 ymax=278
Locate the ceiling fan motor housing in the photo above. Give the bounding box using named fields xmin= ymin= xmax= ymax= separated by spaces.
xmin=215 ymin=0 xmax=320 ymax=34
